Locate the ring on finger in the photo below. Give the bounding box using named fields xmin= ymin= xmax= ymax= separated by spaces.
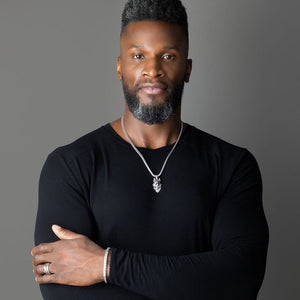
xmin=43 ymin=262 xmax=51 ymax=275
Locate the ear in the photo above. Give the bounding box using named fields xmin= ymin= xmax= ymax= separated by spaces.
xmin=117 ymin=56 xmax=122 ymax=81
xmin=184 ymin=58 xmax=192 ymax=83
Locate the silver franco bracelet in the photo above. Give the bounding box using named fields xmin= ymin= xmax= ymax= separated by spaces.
xmin=103 ymin=247 xmax=111 ymax=284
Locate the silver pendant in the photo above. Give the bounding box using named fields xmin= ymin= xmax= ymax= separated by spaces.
xmin=153 ymin=177 xmax=162 ymax=193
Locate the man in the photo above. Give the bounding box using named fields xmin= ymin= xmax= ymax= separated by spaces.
xmin=32 ymin=0 xmax=269 ymax=299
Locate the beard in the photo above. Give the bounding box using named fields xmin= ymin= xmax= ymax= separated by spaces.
xmin=122 ymin=79 xmax=185 ymax=125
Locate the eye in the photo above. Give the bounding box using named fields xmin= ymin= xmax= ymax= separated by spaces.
xmin=132 ymin=54 xmax=144 ymax=60
xmin=162 ymin=54 xmax=175 ymax=61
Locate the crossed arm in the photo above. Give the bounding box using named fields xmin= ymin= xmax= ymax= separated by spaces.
xmin=32 ymin=150 xmax=269 ymax=299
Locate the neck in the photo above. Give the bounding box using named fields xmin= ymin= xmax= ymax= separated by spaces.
xmin=111 ymin=106 xmax=184 ymax=149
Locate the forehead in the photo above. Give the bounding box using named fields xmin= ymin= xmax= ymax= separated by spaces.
xmin=120 ymin=21 xmax=187 ymax=53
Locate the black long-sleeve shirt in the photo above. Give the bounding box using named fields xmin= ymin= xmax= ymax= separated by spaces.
xmin=34 ymin=123 xmax=269 ymax=299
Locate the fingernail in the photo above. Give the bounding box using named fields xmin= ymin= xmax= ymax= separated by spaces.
xmin=52 ymin=224 xmax=61 ymax=230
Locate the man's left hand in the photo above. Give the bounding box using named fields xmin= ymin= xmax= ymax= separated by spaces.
xmin=31 ymin=225 xmax=108 ymax=286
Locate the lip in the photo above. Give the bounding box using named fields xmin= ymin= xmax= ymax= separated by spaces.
xmin=139 ymin=83 xmax=167 ymax=89
xmin=138 ymin=83 xmax=167 ymax=95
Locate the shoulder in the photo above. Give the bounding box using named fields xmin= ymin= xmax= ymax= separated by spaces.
xmin=40 ymin=124 xmax=114 ymax=183
xmin=46 ymin=123 xmax=112 ymax=164
xmin=185 ymin=123 xmax=260 ymax=177
xmin=186 ymin=124 xmax=262 ymax=201
xmin=186 ymin=124 xmax=248 ymax=156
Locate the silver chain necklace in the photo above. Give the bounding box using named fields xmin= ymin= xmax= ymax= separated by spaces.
xmin=121 ymin=116 xmax=183 ymax=193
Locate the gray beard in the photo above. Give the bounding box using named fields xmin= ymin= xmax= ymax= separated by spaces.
xmin=122 ymin=81 xmax=184 ymax=125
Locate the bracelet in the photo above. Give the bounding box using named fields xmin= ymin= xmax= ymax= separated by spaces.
xmin=103 ymin=247 xmax=111 ymax=284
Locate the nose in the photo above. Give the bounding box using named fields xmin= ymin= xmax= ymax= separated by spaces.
xmin=142 ymin=58 xmax=164 ymax=78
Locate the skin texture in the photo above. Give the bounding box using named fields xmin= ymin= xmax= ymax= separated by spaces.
xmin=32 ymin=225 xmax=111 ymax=285
xmin=32 ymin=20 xmax=192 ymax=286
xmin=113 ymin=20 xmax=192 ymax=149
xmin=119 ymin=21 xmax=190 ymax=125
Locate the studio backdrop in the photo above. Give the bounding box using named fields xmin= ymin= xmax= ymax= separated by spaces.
xmin=0 ymin=0 xmax=299 ymax=299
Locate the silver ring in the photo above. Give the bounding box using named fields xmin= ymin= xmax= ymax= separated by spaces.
xmin=43 ymin=262 xmax=51 ymax=275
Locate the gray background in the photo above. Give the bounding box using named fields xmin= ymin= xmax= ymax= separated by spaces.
xmin=0 ymin=0 xmax=299 ymax=299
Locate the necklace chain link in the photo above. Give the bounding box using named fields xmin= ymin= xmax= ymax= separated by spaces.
xmin=121 ymin=116 xmax=183 ymax=193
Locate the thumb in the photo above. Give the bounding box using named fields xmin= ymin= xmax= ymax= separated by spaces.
xmin=52 ymin=224 xmax=84 ymax=240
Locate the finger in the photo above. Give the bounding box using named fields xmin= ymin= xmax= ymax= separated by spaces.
xmin=33 ymin=263 xmax=54 ymax=276
xmin=35 ymin=274 xmax=57 ymax=284
xmin=52 ymin=224 xmax=84 ymax=240
xmin=31 ymin=242 xmax=57 ymax=256
xmin=32 ymin=253 xmax=53 ymax=266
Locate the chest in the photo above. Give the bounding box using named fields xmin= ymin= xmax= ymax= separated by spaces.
xmin=90 ymin=147 xmax=218 ymax=253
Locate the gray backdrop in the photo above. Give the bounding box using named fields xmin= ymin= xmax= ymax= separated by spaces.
xmin=0 ymin=0 xmax=299 ymax=299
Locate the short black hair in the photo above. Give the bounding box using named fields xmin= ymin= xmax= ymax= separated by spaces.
xmin=121 ymin=0 xmax=189 ymax=48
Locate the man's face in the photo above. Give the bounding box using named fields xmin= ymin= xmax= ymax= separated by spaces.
xmin=117 ymin=21 xmax=192 ymax=124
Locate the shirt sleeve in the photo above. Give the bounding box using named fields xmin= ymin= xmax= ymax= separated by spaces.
xmin=35 ymin=151 xmax=98 ymax=299
xmin=34 ymin=151 xmax=149 ymax=300
xmin=108 ymin=150 xmax=269 ymax=300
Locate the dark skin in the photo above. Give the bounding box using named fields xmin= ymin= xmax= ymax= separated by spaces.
xmin=31 ymin=225 xmax=110 ymax=285
xmin=32 ymin=20 xmax=192 ymax=286
xmin=112 ymin=20 xmax=192 ymax=148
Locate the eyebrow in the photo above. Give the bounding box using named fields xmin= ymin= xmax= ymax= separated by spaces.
xmin=130 ymin=45 xmax=144 ymax=49
xmin=164 ymin=46 xmax=179 ymax=50
xmin=129 ymin=45 xmax=179 ymax=50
